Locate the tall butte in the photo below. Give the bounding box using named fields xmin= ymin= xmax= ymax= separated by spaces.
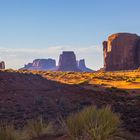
xmin=0 ymin=61 xmax=5 ymax=70
xmin=103 ymin=33 xmax=140 ymax=71
xmin=57 ymin=51 xmax=81 ymax=71
xmin=78 ymin=59 xmax=93 ymax=72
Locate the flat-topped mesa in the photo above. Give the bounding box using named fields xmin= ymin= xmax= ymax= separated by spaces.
xmin=32 ymin=59 xmax=56 ymax=69
xmin=57 ymin=51 xmax=81 ymax=72
xmin=21 ymin=59 xmax=56 ymax=70
xmin=0 ymin=61 xmax=5 ymax=70
xmin=78 ymin=59 xmax=93 ymax=72
xmin=103 ymin=33 xmax=140 ymax=71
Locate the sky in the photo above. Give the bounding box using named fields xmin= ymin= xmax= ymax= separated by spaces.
xmin=0 ymin=0 xmax=140 ymax=70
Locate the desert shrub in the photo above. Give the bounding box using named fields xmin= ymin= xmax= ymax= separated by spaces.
xmin=25 ymin=117 xmax=51 ymax=139
xmin=78 ymin=79 xmax=89 ymax=85
xmin=34 ymin=96 xmax=44 ymax=106
xmin=107 ymin=87 xmax=128 ymax=94
xmin=136 ymin=68 xmax=140 ymax=72
xmin=65 ymin=106 xmax=122 ymax=140
xmin=4 ymin=69 xmax=15 ymax=72
xmin=0 ymin=123 xmax=19 ymax=140
xmin=126 ymin=78 xmax=136 ymax=82
xmin=0 ymin=118 xmax=55 ymax=140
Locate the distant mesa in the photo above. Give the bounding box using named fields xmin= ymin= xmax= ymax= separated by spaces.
xmin=57 ymin=51 xmax=81 ymax=72
xmin=78 ymin=59 xmax=94 ymax=72
xmin=20 ymin=51 xmax=93 ymax=72
xmin=21 ymin=59 xmax=56 ymax=70
xmin=103 ymin=33 xmax=140 ymax=71
xmin=0 ymin=61 xmax=5 ymax=70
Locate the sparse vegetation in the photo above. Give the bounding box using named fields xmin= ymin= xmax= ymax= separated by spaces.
xmin=107 ymin=87 xmax=128 ymax=94
xmin=23 ymin=70 xmax=140 ymax=91
xmin=64 ymin=106 xmax=122 ymax=140
xmin=126 ymin=78 xmax=136 ymax=82
xmin=34 ymin=96 xmax=44 ymax=106
xmin=24 ymin=117 xmax=51 ymax=139
xmin=0 ymin=70 xmax=140 ymax=140
xmin=0 ymin=123 xmax=19 ymax=140
xmin=0 ymin=107 xmax=139 ymax=140
xmin=0 ymin=118 xmax=52 ymax=140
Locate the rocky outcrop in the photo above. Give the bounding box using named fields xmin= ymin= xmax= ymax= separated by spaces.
xmin=78 ymin=59 xmax=93 ymax=72
xmin=103 ymin=33 xmax=140 ymax=71
xmin=0 ymin=61 xmax=5 ymax=70
xmin=57 ymin=51 xmax=81 ymax=72
xmin=21 ymin=59 xmax=56 ymax=70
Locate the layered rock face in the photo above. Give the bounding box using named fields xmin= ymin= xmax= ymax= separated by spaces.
xmin=0 ymin=61 xmax=5 ymax=70
xmin=21 ymin=59 xmax=56 ymax=70
xmin=57 ymin=51 xmax=81 ymax=71
xmin=78 ymin=59 xmax=93 ymax=72
xmin=103 ymin=33 xmax=140 ymax=71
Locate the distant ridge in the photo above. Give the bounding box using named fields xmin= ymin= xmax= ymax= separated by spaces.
xmin=20 ymin=51 xmax=94 ymax=72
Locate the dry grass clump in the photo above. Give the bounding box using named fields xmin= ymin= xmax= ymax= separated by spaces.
xmin=24 ymin=117 xmax=51 ymax=139
xmin=65 ymin=106 xmax=122 ymax=140
xmin=0 ymin=109 xmax=138 ymax=140
xmin=0 ymin=118 xmax=53 ymax=140
xmin=107 ymin=87 xmax=128 ymax=94
xmin=0 ymin=123 xmax=19 ymax=140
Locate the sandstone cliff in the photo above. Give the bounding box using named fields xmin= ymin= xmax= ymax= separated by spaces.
xmin=103 ymin=33 xmax=140 ymax=71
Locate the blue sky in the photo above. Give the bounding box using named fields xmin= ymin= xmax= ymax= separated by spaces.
xmin=0 ymin=0 xmax=140 ymax=69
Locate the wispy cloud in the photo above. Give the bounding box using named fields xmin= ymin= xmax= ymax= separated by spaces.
xmin=0 ymin=45 xmax=103 ymax=70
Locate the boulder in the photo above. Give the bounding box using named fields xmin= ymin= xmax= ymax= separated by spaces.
xmin=57 ymin=51 xmax=81 ymax=72
xmin=21 ymin=59 xmax=56 ymax=70
xmin=0 ymin=61 xmax=5 ymax=70
xmin=78 ymin=59 xmax=93 ymax=72
xmin=103 ymin=33 xmax=140 ymax=71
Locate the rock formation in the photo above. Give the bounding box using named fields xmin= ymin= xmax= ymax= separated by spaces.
xmin=21 ymin=59 xmax=56 ymax=70
xmin=78 ymin=59 xmax=93 ymax=72
xmin=57 ymin=51 xmax=81 ymax=71
xmin=0 ymin=61 xmax=5 ymax=70
xmin=103 ymin=33 xmax=140 ymax=71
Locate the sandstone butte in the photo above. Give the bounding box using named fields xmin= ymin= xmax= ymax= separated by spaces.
xmin=103 ymin=33 xmax=140 ymax=71
xmin=57 ymin=51 xmax=81 ymax=72
xmin=0 ymin=61 xmax=5 ymax=70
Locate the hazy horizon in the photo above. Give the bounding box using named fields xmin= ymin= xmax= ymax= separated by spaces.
xmin=0 ymin=0 xmax=140 ymax=70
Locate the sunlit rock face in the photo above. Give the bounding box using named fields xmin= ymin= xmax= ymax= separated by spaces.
xmin=0 ymin=61 xmax=5 ymax=70
xmin=57 ymin=51 xmax=81 ymax=72
xmin=21 ymin=59 xmax=56 ymax=70
xmin=103 ymin=33 xmax=140 ymax=71
xmin=78 ymin=59 xmax=93 ymax=72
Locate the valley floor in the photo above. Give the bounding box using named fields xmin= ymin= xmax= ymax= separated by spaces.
xmin=33 ymin=70 xmax=140 ymax=94
xmin=0 ymin=69 xmax=140 ymax=140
